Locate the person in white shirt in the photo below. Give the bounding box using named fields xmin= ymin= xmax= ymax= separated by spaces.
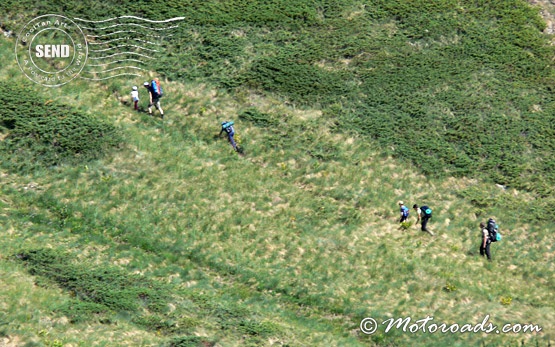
xmin=413 ymin=204 xmax=421 ymax=225
xmin=413 ymin=204 xmax=434 ymax=235
xmin=130 ymin=86 xmax=139 ymax=111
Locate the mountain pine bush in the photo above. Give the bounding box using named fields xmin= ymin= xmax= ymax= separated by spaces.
xmin=0 ymin=83 xmax=122 ymax=170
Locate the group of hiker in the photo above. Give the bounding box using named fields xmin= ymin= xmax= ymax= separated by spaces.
xmin=397 ymin=201 xmax=500 ymax=261
xmin=130 ymin=79 xmax=165 ymax=118
xmin=398 ymin=201 xmax=433 ymax=234
xmin=132 ymin=79 xmax=502 ymax=259
xmin=130 ymin=79 xmax=241 ymax=153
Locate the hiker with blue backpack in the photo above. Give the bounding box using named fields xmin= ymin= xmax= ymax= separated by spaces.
xmin=398 ymin=201 xmax=409 ymax=224
xmin=219 ymin=120 xmax=239 ymax=152
xmin=143 ymin=79 xmax=164 ymax=118
xmin=413 ymin=204 xmax=433 ymax=235
xmin=480 ymin=218 xmax=501 ymax=261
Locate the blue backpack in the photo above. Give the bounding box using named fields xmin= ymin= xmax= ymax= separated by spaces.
xmin=401 ymin=206 xmax=409 ymax=217
xmin=151 ymin=79 xmax=163 ymax=97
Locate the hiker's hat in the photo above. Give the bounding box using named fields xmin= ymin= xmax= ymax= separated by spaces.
xmin=398 ymin=201 xmax=404 ymax=205
xmin=132 ymin=86 xmax=138 ymax=91
xmin=143 ymin=82 xmax=149 ymax=86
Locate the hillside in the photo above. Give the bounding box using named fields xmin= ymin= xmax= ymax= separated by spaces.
xmin=1 ymin=1 xmax=554 ymax=346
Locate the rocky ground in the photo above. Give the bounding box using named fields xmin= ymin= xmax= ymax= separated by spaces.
xmin=530 ymin=0 xmax=555 ymax=35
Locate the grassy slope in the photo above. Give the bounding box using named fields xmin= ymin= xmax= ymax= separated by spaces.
xmin=0 ymin=37 xmax=553 ymax=347
xmin=0 ymin=2 xmax=554 ymax=347
xmin=4 ymin=0 xmax=555 ymax=198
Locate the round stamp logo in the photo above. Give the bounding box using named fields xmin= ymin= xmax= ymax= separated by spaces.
xmin=15 ymin=14 xmax=88 ymax=87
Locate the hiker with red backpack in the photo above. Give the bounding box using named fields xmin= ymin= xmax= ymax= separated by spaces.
xmin=143 ymin=79 xmax=164 ymax=118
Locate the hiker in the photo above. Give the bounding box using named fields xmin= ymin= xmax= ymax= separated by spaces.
xmin=143 ymin=81 xmax=164 ymax=118
xmin=130 ymin=85 xmax=139 ymax=111
xmin=413 ymin=204 xmax=432 ymax=233
xmin=480 ymin=222 xmax=492 ymax=261
xmin=413 ymin=204 xmax=421 ymax=226
xmin=481 ymin=218 xmax=501 ymax=260
xmin=398 ymin=201 xmax=409 ymax=223
xmin=219 ymin=120 xmax=238 ymax=151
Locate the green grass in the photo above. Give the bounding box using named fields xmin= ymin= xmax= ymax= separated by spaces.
xmin=0 ymin=1 xmax=555 ymax=346
xmin=4 ymin=0 xmax=555 ymax=196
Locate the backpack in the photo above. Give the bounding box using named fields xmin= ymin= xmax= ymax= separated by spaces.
xmin=151 ymin=79 xmax=163 ymax=98
xmin=420 ymin=205 xmax=432 ymax=217
xmin=401 ymin=206 xmax=409 ymax=218
xmin=222 ymin=121 xmax=234 ymax=133
xmin=487 ymin=218 xmax=499 ymax=242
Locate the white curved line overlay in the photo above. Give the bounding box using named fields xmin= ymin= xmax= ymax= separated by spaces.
xmin=88 ymin=37 xmax=127 ymax=45
xmin=86 ymin=30 xmax=167 ymax=39
xmin=85 ymin=66 xmax=146 ymax=74
xmin=80 ymin=23 xmax=180 ymax=31
xmin=90 ymin=44 xmax=160 ymax=53
xmin=74 ymin=15 xmax=185 ymax=24
xmin=79 ymin=73 xmax=143 ymax=81
xmin=88 ymin=52 xmax=154 ymax=60
xmin=88 ymin=37 xmax=160 ymax=46
xmin=88 ymin=59 xmax=146 ymax=66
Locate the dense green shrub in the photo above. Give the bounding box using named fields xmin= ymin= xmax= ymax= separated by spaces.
xmin=238 ymin=108 xmax=278 ymax=127
xmin=0 ymin=84 xmax=122 ymax=170
xmin=57 ymin=301 xmax=112 ymax=324
xmin=168 ymin=336 xmax=215 ymax=347
xmin=16 ymin=249 xmax=171 ymax=315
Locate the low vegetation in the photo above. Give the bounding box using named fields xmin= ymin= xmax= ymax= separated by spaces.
xmin=0 ymin=83 xmax=122 ymax=171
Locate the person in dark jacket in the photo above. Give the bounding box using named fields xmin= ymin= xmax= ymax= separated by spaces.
xmin=480 ymin=221 xmax=492 ymax=261
xmin=413 ymin=204 xmax=433 ymax=235
xmin=143 ymin=81 xmax=164 ymax=118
